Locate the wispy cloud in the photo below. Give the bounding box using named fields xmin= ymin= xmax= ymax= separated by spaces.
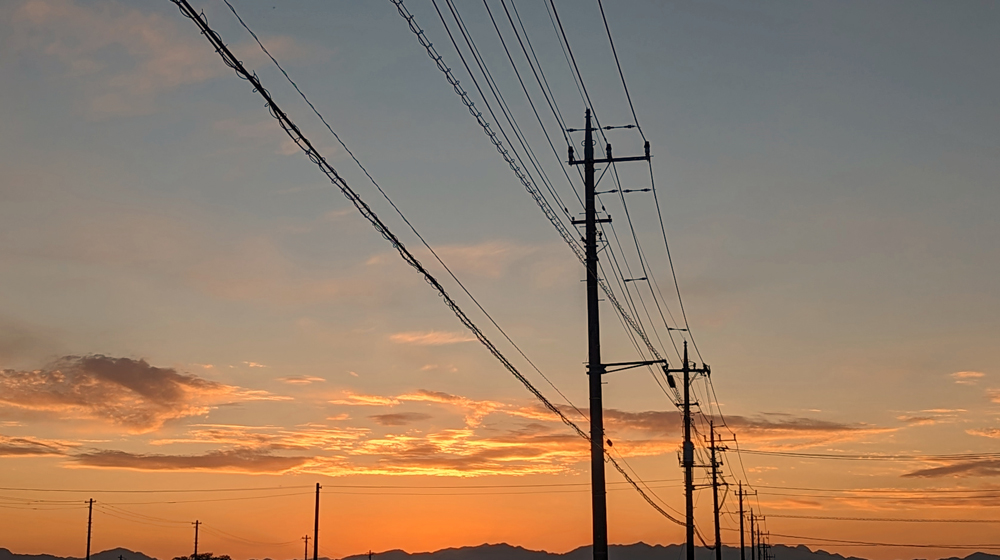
xmin=902 ymin=460 xmax=1000 ymax=479
xmin=428 ymin=241 xmax=538 ymax=278
xmin=896 ymin=415 xmax=939 ymax=426
xmin=150 ymin=423 xmax=368 ymax=451
xmin=952 ymin=371 xmax=986 ymax=385
xmin=369 ymin=413 xmax=432 ymax=427
xmin=329 ymin=392 xmax=401 ymax=407
xmin=0 ymin=435 xmax=76 ymax=457
xmin=389 ymin=331 xmax=476 ymax=346
xmin=600 ymin=409 xmax=889 ymax=451
xmin=278 ymin=376 xmax=326 ymax=385
xmin=967 ymin=428 xmax=1000 ymax=439
xmin=72 ymin=448 xmax=310 ymax=474
xmin=333 ymin=425 xmax=586 ymax=477
xmin=0 ymin=355 xmax=287 ymax=433
xmin=11 ymin=0 xmax=326 ymax=118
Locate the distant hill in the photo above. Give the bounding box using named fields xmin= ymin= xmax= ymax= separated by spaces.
xmin=0 ymin=548 xmax=157 ymax=560
xmin=340 ymin=543 xmax=1000 ymax=560
xmin=4 ymin=543 xmax=999 ymax=560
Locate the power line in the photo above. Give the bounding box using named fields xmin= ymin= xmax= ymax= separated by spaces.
xmin=174 ymin=0 xmax=680 ymax=529
xmin=395 ymin=0 xmax=674 ymax=377
xmin=548 ymin=0 xmax=692 ymax=371
xmin=756 ymin=484 xmax=1000 ymax=494
xmin=221 ymin=0 xmax=587 ymax=423
xmin=768 ymin=514 xmax=1000 ymax=523
xmin=771 ymin=532 xmax=1000 ymax=551
xmin=101 ymin=491 xmax=314 ymax=506
xmin=596 ymin=0 xmax=644 ymax=141
xmin=0 ymin=485 xmax=312 ymax=493
xmin=742 ymin=449 xmax=1000 ymax=461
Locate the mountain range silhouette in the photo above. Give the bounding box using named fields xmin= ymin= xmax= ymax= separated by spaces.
xmin=2 ymin=543 xmax=997 ymax=560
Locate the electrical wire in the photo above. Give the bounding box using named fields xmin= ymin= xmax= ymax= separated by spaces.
xmin=770 ymin=532 xmax=1000 ymax=551
xmin=221 ymin=0 xmax=587 ymax=424
xmin=0 ymin=485 xmax=312 ymax=493
xmin=392 ymin=0 xmax=675 ymax=388
xmin=768 ymin=514 xmax=1000 ymax=523
xmin=741 ymin=449 xmax=1000 ymax=461
xmin=173 ymin=0 xmax=681 ymax=529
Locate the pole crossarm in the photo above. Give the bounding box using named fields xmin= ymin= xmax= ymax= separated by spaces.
xmin=666 ymin=365 xmax=710 ymax=375
xmin=601 ymin=359 xmax=667 ymax=374
xmin=571 ymin=155 xmax=650 ymax=165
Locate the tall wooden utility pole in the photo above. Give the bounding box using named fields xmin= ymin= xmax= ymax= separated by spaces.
xmin=664 ymin=342 xmax=710 ymax=560
xmin=709 ymin=423 xmax=723 ymax=560
xmin=568 ymin=109 xmax=658 ymax=560
xmin=313 ymin=483 xmax=321 ymax=560
xmin=86 ymin=498 xmax=94 ymax=560
xmin=583 ymin=107 xmax=609 ymax=560
xmin=738 ymin=483 xmax=745 ymax=560
xmin=193 ymin=520 xmax=200 ymax=558
xmin=750 ymin=511 xmax=756 ymax=560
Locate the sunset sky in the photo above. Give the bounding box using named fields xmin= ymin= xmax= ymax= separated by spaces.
xmin=2 ymin=1 xmax=999 ymax=559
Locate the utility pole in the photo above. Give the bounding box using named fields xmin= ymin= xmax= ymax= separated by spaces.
xmin=709 ymin=423 xmax=724 ymax=560
xmin=193 ymin=520 xmax=200 ymax=558
xmin=313 ymin=483 xmax=321 ymax=560
xmin=86 ymin=499 xmax=94 ymax=560
xmin=568 ymin=109 xmax=656 ymax=560
xmin=749 ymin=511 xmax=755 ymax=560
xmin=757 ymin=526 xmax=764 ymax=560
xmin=663 ymin=342 xmax=710 ymax=560
xmin=738 ymin=483 xmax=745 ymax=560
xmin=303 ymin=535 xmax=309 ymax=560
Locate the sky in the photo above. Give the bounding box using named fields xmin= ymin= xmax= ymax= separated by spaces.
xmin=1 ymin=0 xmax=999 ymax=559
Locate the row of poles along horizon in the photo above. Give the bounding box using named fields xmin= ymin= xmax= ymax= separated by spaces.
xmin=82 ymin=483 xmax=324 ymax=560
xmin=573 ymin=110 xmax=772 ymax=560
xmin=81 ymin=478 xmax=771 ymax=560
xmin=80 ymin=112 xmax=771 ymax=560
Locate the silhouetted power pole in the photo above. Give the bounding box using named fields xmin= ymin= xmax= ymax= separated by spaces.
xmin=313 ymin=483 xmax=321 ymax=560
xmin=568 ymin=108 xmax=656 ymax=560
xmin=86 ymin=498 xmax=94 ymax=560
xmin=664 ymin=342 xmax=710 ymax=560
xmin=749 ymin=511 xmax=755 ymax=560
xmin=303 ymin=535 xmax=310 ymax=560
xmin=738 ymin=483 xmax=745 ymax=560
xmin=757 ymin=525 xmax=764 ymax=560
xmin=192 ymin=520 xmax=200 ymax=558
xmin=708 ymin=423 xmax=726 ymax=560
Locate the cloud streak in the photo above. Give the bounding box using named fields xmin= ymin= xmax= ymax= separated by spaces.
xmin=0 ymin=355 xmax=285 ymax=432
xmin=0 ymin=435 xmax=76 ymax=457
xmin=389 ymin=331 xmax=476 ymax=346
xmin=369 ymin=413 xmax=432 ymax=427
xmin=902 ymin=460 xmax=1000 ymax=479
xmin=72 ymin=448 xmax=310 ymax=474
xmin=11 ymin=0 xmax=326 ymax=118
